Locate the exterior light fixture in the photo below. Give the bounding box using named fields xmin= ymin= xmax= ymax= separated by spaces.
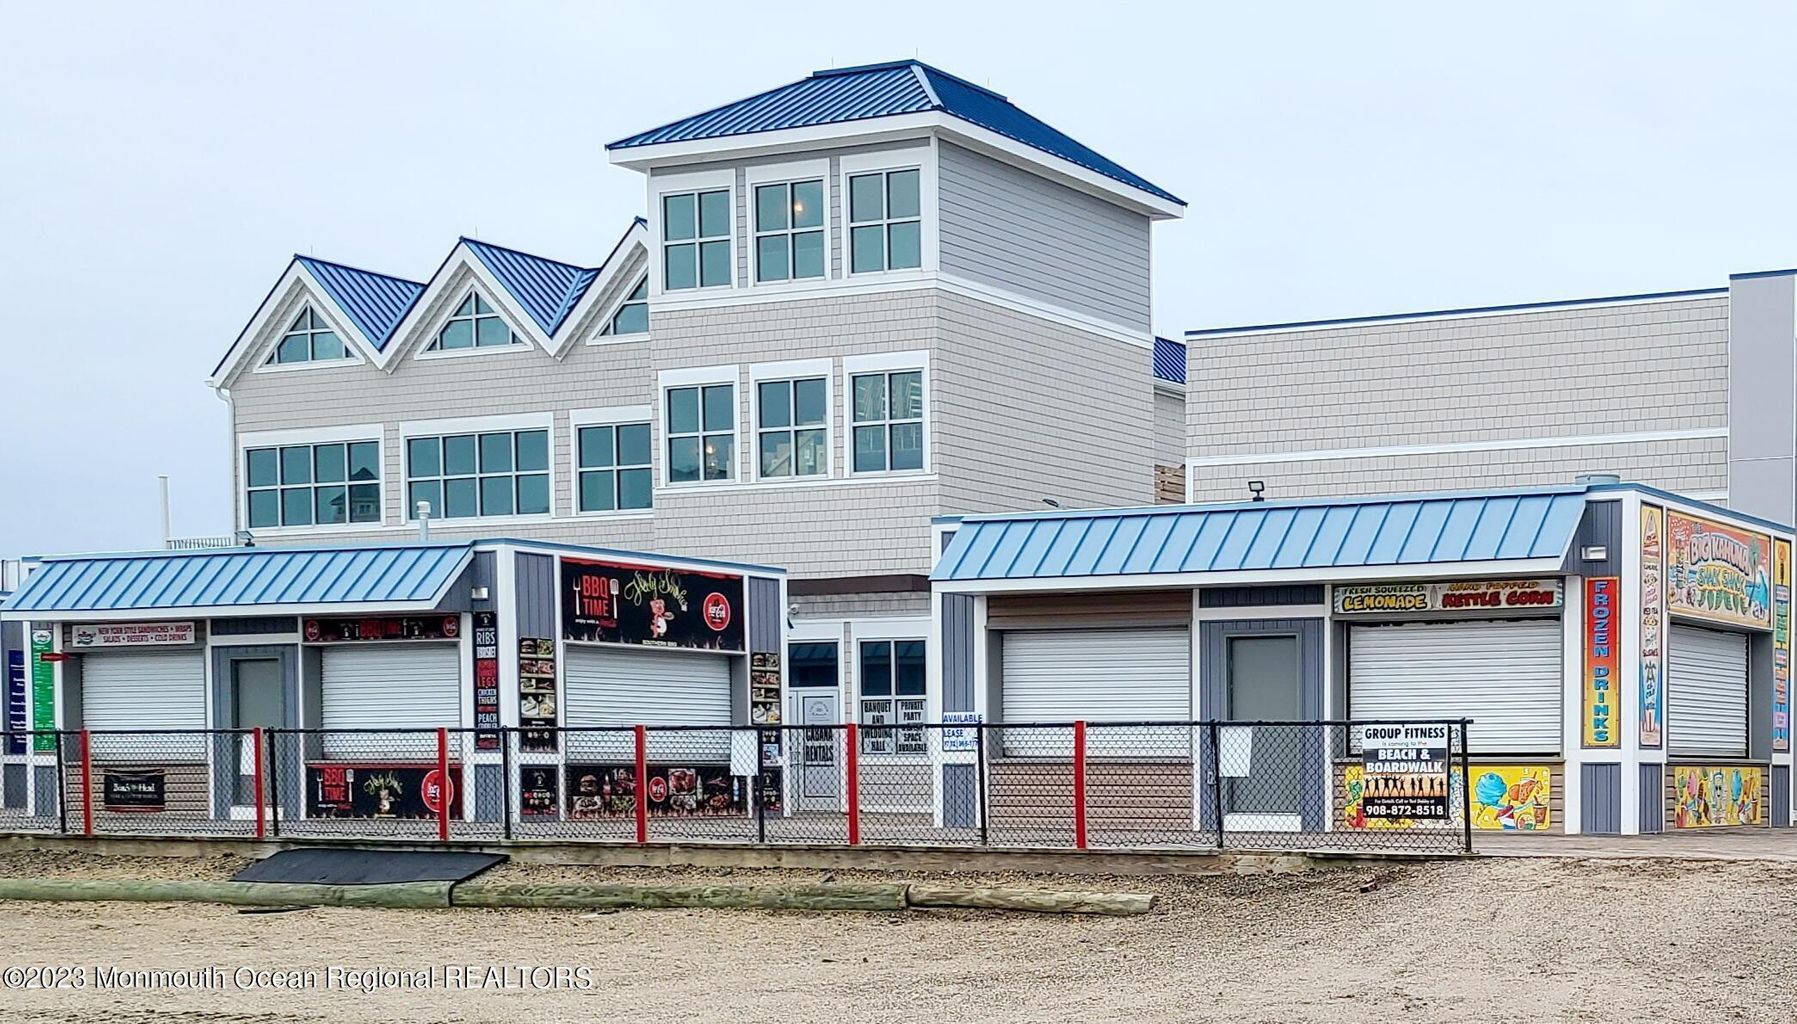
xmin=1248 ymin=480 xmax=1266 ymax=502
xmin=1581 ymin=545 xmax=1608 ymax=561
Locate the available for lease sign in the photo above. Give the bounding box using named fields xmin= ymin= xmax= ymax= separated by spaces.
xmin=68 ymin=621 xmax=195 ymax=649
xmin=1333 ymin=579 xmax=1562 ymax=615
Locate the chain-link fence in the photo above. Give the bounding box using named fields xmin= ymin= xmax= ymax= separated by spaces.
xmin=1 ymin=720 xmax=1472 ymax=853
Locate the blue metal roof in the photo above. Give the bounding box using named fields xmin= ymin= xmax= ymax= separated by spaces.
xmin=933 ymin=488 xmax=1589 ymax=583
xmin=1152 ymin=337 xmax=1186 ymax=384
xmin=296 ymin=257 xmax=426 ymax=351
xmin=609 ymin=61 xmax=1183 ymax=207
xmin=463 ymin=238 xmax=600 ymax=336
xmin=1 ymin=543 xmax=472 ymax=615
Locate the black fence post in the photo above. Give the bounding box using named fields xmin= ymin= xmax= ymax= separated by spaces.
xmin=1460 ymin=719 xmax=1473 ymax=854
xmin=975 ymin=723 xmax=989 ymax=847
xmin=268 ymin=729 xmax=282 ymax=839
xmin=1207 ymin=720 xmax=1225 ymax=849
xmin=53 ymin=731 xmax=67 ymax=835
xmin=500 ymin=728 xmax=514 ymax=842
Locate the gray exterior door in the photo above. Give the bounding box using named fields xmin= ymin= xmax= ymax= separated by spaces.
xmin=209 ymin=645 xmax=297 ymax=818
xmin=1199 ymin=618 xmax=1327 ymax=832
xmin=229 ymin=658 xmax=284 ymax=805
xmin=797 ymin=693 xmax=840 ymax=808
xmin=1225 ymin=635 xmax=1302 ymax=818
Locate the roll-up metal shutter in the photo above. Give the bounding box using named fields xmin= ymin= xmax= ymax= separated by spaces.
xmin=320 ymin=644 xmax=460 ymax=757
xmin=1348 ymin=619 xmax=1561 ymax=753
xmin=1667 ymin=624 xmax=1748 ymax=757
xmin=1001 ymin=629 xmax=1191 ymax=756
xmin=82 ymin=650 xmax=206 ymax=757
xmin=563 ymin=646 xmax=734 ymax=761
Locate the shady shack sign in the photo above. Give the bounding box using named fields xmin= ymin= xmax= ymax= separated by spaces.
xmin=1334 ymin=579 xmax=1562 ymax=616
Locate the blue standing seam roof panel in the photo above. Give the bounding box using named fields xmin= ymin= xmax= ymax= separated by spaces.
xmin=932 ymin=490 xmax=1590 ymax=582
xmin=608 ymin=61 xmax=1184 ymax=207
xmin=463 ymin=239 xmax=601 ymax=336
xmin=1152 ymin=337 xmax=1187 ymax=384
xmin=296 ymin=257 xmax=426 ymax=351
xmin=1 ymin=544 xmax=474 ymax=614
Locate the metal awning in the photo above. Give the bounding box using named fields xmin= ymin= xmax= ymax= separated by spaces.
xmin=933 ymin=488 xmax=1588 ymax=587
xmin=0 ymin=542 xmax=474 ymax=620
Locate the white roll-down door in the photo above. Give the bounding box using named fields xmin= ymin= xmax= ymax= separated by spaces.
xmin=1349 ymin=619 xmax=1561 ymax=753
xmin=320 ymin=644 xmax=460 ymax=757
xmin=82 ymin=650 xmax=207 ymax=757
xmin=1667 ymin=624 xmax=1748 ymax=757
xmin=563 ymin=646 xmax=734 ymax=760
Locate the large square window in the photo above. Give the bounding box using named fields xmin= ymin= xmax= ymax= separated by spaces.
xmin=665 ymin=383 xmax=735 ymax=483
xmin=663 ymin=190 xmax=731 ymax=291
xmin=405 ymin=428 xmax=549 ymax=519
xmin=850 ymin=368 xmax=925 ymax=473
xmin=756 ymin=377 xmax=828 ymax=479
xmin=859 ymin=639 xmax=927 ymax=755
xmin=753 ymin=179 xmax=825 ymax=283
xmin=847 ymin=169 xmax=922 ymax=274
xmin=577 ymin=422 xmax=653 ymax=512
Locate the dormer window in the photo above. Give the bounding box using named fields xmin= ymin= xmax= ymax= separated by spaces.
xmin=754 ymin=179 xmax=825 ymax=282
xmin=267 ymin=308 xmax=347 ymax=365
xmin=848 ymin=169 xmax=921 ymax=274
xmin=662 ymin=189 xmax=731 ymax=290
xmin=598 ymin=277 xmax=649 ymax=336
xmin=429 ymin=292 xmax=525 ymax=351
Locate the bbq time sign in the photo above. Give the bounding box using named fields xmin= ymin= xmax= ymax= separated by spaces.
xmin=561 ymin=558 xmax=745 ymax=652
xmin=1359 ymin=724 xmax=1451 ymax=820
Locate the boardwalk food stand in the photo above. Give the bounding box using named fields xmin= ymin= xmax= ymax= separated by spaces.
xmin=929 ymin=481 xmax=1796 ymax=837
xmin=0 ymin=539 xmax=786 ymax=833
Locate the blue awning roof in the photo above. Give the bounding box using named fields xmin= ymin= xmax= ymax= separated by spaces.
xmin=1 ymin=543 xmax=474 ymax=617
xmin=933 ymin=488 xmax=1589 ymax=583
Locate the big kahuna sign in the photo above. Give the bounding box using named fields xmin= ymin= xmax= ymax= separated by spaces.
xmin=562 ymin=558 xmax=745 ymax=652
xmin=1666 ymin=511 xmax=1772 ymax=629
xmin=1333 ymin=579 xmax=1562 ymax=615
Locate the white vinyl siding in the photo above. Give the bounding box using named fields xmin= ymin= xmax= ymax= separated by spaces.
xmin=563 ymin=646 xmax=734 ymax=760
xmin=319 ymin=645 xmax=460 ymax=758
xmin=1348 ymin=619 xmax=1561 ymax=753
xmin=81 ymin=650 xmax=207 ymax=757
xmin=1001 ymin=628 xmax=1190 ymax=756
xmin=1667 ymin=625 xmax=1749 ymax=757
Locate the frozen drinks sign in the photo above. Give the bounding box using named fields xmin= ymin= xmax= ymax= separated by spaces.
xmin=1583 ymin=577 xmax=1621 ymax=749
xmin=1333 ymin=579 xmax=1561 ymax=615
xmin=1666 ymin=511 xmax=1772 ymax=629
xmin=561 ymin=558 xmax=745 ymax=652
xmin=68 ymin=621 xmax=195 ymax=649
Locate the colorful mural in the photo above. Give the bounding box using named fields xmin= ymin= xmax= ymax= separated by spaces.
xmin=1672 ymin=765 xmax=1763 ymax=828
xmin=1343 ymin=764 xmax=1552 ymax=831
xmin=1640 ymin=505 xmax=1664 ymax=749
xmin=1666 ymin=512 xmax=1772 ymax=629
xmin=1775 ymin=539 xmax=1791 ymax=754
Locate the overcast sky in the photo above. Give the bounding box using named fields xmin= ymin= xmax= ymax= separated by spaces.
xmin=4 ymin=1 xmax=1797 ymax=554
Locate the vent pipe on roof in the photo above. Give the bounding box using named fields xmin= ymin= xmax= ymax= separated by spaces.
xmin=416 ymin=500 xmax=432 ymax=543
xmin=1574 ymin=473 xmax=1623 ymax=486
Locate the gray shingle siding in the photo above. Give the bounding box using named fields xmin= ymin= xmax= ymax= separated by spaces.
xmin=1154 ymin=389 xmax=1184 ymax=467
xmin=938 ymin=142 xmax=1151 ymax=331
xmin=1188 ymin=296 xmax=1728 ymax=458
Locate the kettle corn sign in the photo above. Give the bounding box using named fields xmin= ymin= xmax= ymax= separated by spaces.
xmin=1333 ymin=579 xmax=1561 ymax=615
xmin=1666 ymin=512 xmax=1772 ymax=629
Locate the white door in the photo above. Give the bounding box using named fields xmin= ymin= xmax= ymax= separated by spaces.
xmin=796 ymin=693 xmax=840 ymax=808
xmin=319 ymin=644 xmax=460 ymax=758
xmin=1667 ymin=625 xmax=1749 ymax=756
xmin=563 ymin=646 xmax=734 ymax=760
xmin=1348 ymin=619 xmax=1561 ymax=753
xmin=81 ymin=650 xmax=207 ymax=757
xmin=1001 ymin=627 xmax=1191 ymax=755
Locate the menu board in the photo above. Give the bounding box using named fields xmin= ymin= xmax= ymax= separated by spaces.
xmin=519 ymin=637 xmax=558 ymax=752
xmin=562 ymin=558 xmax=745 ymax=652
xmin=565 ymin=763 xmax=747 ymax=818
xmin=519 ymin=765 xmax=559 ymax=821
xmin=471 ymin=612 xmax=500 ymax=751
xmin=5 ymin=651 xmax=23 ymax=756
xmin=750 ymin=651 xmax=784 ymax=802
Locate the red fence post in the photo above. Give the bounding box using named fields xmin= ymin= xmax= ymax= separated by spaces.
xmin=1073 ymin=720 xmax=1088 ymax=851
xmin=633 ymin=725 xmax=649 ymax=845
xmin=252 ymin=727 xmax=266 ymax=840
xmin=436 ymin=726 xmax=450 ymax=843
xmin=79 ymin=729 xmax=93 ymax=837
xmin=845 ymin=723 xmax=860 ymax=846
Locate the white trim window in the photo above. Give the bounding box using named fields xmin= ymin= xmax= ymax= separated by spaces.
xmin=598 ymin=276 xmax=648 ymax=337
xmin=662 ymin=189 xmax=731 ymax=290
xmin=265 ymin=307 xmax=348 ymax=365
xmin=850 ymin=367 xmax=926 ymax=473
xmin=859 ymin=639 xmax=926 ymax=755
xmin=429 ymin=291 xmax=526 ymax=351
xmin=847 ymin=168 xmax=922 ymax=274
xmin=245 ymin=441 xmax=380 ymax=528
xmin=664 ymin=381 xmax=736 ymax=483
xmin=753 ymin=178 xmax=825 ymax=283
xmin=755 ymin=376 xmax=829 ymax=479
xmin=576 ymin=421 xmax=653 ymax=512
xmin=406 ymin=429 xmax=549 ymax=519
